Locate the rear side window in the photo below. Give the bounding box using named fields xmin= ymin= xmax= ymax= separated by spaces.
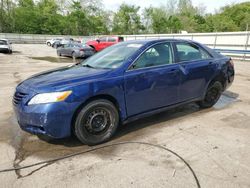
xmin=176 ymin=43 xmax=211 ymax=62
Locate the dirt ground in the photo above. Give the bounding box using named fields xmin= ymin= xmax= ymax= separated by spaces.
xmin=0 ymin=44 xmax=250 ymax=188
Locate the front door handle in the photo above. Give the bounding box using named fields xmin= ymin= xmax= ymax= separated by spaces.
xmin=169 ymin=69 xmax=179 ymax=73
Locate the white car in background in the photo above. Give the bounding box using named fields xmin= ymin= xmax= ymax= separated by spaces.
xmin=46 ymin=38 xmax=62 ymax=46
xmin=0 ymin=39 xmax=12 ymax=54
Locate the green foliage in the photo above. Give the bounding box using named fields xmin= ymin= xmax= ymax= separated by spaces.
xmin=112 ymin=4 xmax=144 ymax=34
xmin=0 ymin=0 xmax=249 ymax=35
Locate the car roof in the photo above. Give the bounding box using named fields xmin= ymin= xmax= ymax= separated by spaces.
xmin=123 ymin=38 xmax=196 ymax=45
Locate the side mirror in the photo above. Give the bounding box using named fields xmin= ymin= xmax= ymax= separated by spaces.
xmin=96 ymin=39 xmax=100 ymax=43
xmin=9 ymin=42 xmax=12 ymax=44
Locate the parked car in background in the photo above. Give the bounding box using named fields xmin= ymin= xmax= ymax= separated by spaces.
xmin=46 ymin=38 xmax=62 ymax=46
xmin=13 ymin=39 xmax=234 ymax=145
xmin=86 ymin=36 xmax=124 ymax=52
xmin=57 ymin=43 xmax=95 ymax=58
xmin=52 ymin=38 xmax=75 ymax=48
xmin=0 ymin=39 xmax=12 ymax=54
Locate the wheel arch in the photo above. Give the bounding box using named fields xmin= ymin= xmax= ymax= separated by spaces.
xmin=209 ymin=72 xmax=227 ymax=90
xmin=71 ymin=94 xmax=121 ymax=134
xmin=203 ymin=71 xmax=227 ymax=99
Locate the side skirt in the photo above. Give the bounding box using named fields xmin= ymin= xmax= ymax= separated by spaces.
xmin=122 ymin=97 xmax=202 ymax=125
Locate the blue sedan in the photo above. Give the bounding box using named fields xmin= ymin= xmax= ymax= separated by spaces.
xmin=13 ymin=39 xmax=234 ymax=145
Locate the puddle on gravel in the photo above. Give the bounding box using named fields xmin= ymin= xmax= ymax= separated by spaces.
xmin=29 ymin=56 xmax=81 ymax=64
xmin=214 ymin=91 xmax=240 ymax=109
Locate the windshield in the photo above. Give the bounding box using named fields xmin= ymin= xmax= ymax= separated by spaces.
xmin=0 ymin=40 xmax=7 ymax=45
xmin=81 ymin=43 xmax=143 ymax=69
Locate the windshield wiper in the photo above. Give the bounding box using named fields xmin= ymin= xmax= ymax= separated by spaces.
xmin=82 ymin=64 xmax=95 ymax=69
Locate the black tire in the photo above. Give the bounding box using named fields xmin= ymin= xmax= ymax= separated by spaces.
xmin=9 ymin=50 xmax=12 ymax=54
xmin=198 ymin=81 xmax=223 ymax=108
xmin=47 ymin=42 xmax=51 ymax=46
xmin=57 ymin=51 xmax=61 ymax=56
xmin=74 ymin=99 xmax=119 ymax=145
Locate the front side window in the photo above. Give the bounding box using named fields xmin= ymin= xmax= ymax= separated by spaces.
xmin=131 ymin=43 xmax=173 ymax=70
xmin=108 ymin=37 xmax=116 ymax=42
xmin=99 ymin=37 xmax=107 ymax=42
xmin=176 ymin=43 xmax=211 ymax=62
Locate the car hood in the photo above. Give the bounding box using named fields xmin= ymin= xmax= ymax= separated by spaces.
xmin=18 ymin=65 xmax=112 ymax=92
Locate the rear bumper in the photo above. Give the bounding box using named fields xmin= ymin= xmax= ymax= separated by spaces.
xmin=75 ymin=51 xmax=94 ymax=58
xmin=225 ymin=64 xmax=235 ymax=90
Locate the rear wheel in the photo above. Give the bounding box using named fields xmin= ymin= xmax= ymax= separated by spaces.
xmin=57 ymin=51 xmax=61 ymax=56
xmin=47 ymin=42 xmax=51 ymax=46
xmin=198 ymin=81 xmax=223 ymax=108
xmin=74 ymin=99 xmax=119 ymax=145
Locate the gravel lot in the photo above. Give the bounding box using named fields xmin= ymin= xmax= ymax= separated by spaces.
xmin=0 ymin=44 xmax=250 ymax=188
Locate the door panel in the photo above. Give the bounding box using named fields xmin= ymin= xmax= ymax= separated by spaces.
xmin=178 ymin=60 xmax=217 ymax=101
xmin=125 ymin=65 xmax=180 ymax=116
xmin=98 ymin=37 xmax=108 ymax=50
xmin=124 ymin=42 xmax=180 ymax=117
xmin=174 ymin=42 xmax=217 ymax=102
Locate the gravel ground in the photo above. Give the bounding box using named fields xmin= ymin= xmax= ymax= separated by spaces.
xmin=0 ymin=44 xmax=250 ymax=188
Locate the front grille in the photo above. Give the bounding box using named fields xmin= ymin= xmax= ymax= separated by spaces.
xmin=13 ymin=91 xmax=28 ymax=105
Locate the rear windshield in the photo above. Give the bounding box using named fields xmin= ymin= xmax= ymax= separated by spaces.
xmin=118 ymin=37 xmax=124 ymax=42
xmin=81 ymin=43 xmax=142 ymax=69
xmin=0 ymin=40 xmax=7 ymax=45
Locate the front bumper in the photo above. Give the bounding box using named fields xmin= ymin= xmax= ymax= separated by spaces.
xmin=13 ymin=90 xmax=81 ymax=138
xmin=0 ymin=48 xmax=10 ymax=53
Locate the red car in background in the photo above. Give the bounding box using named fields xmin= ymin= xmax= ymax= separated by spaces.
xmin=86 ymin=36 xmax=124 ymax=52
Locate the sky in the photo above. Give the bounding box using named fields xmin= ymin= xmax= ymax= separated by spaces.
xmin=102 ymin=0 xmax=249 ymax=13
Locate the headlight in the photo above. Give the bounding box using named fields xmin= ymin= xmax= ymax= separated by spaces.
xmin=28 ymin=91 xmax=72 ymax=105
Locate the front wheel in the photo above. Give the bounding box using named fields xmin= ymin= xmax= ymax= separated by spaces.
xmin=198 ymin=81 xmax=223 ymax=108
xmin=74 ymin=99 xmax=119 ymax=145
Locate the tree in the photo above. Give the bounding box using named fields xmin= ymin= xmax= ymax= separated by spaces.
xmin=112 ymin=4 xmax=144 ymax=34
xmin=0 ymin=0 xmax=250 ymax=35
